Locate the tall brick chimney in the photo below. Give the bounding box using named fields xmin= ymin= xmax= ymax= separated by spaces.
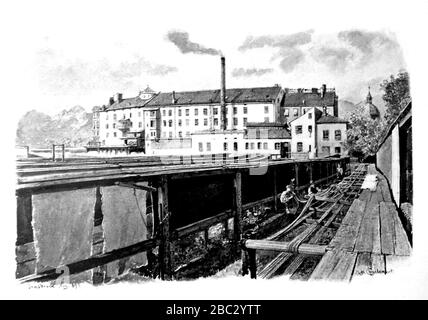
xmin=220 ymin=56 xmax=227 ymax=130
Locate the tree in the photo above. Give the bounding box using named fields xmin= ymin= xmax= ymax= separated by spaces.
xmin=381 ymin=71 xmax=410 ymax=124
xmin=345 ymin=104 xmax=386 ymax=159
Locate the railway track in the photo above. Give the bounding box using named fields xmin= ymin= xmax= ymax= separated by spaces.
xmin=256 ymin=164 xmax=367 ymax=279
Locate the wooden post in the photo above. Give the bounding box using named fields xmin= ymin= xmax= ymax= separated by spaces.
xmin=273 ymin=167 xmax=278 ymax=213
xmin=157 ymin=175 xmax=172 ymax=280
xmin=61 ymin=144 xmax=65 ymax=162
xmin=294 ymin=163 xmax=299 ymax=187
xmin=309 ymin=162 xmax=313 ymax=182
xmin=16 ymin=192 xmax=36 ymax=278
xmin=52 ymin=144 xmax=56 ymax=161
xmin=248 ymin=249 xmax=257 ymax=279
xmin=26 ymin=146 xmax=30 ymax=158
xmin=91 ymin=186 xmax=106 ymax=284
xmin=204 ymin=229 xmax=209 ymax=247
xmin=224 ymin=219 xmax=229 ymax=239
xmin=233 ymin=172 xmax=242 ymax=252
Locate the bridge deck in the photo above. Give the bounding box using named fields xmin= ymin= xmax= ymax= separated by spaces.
xmin=310 ymin=164 xmax=411 ymax=281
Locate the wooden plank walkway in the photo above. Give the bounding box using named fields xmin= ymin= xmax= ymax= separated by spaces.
xmin=310 ymin=164 xmax=411 ymax=281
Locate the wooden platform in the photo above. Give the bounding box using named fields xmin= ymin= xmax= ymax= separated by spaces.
xmin=310 ymin=164 xmax=411 ymax=281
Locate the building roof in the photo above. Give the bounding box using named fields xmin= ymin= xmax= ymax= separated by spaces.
xmin=355 ymin=90 xmax=380 ymax=119
xmin=316 ymin=114 xmax=348 ymax=124
xmin=246 ymin=122 xmax=287 ymax=128
xmin=104 ymin=96 xmax=151 ymax=111
xmin=283 ymin=89 xmax=336 ymax=108
xmin=145 ymin=86 xmax=282 ymax=107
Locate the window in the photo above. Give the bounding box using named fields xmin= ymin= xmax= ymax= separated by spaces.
xmin=275 ymin=143 xmax=281 ymax=150
xmin=138 ymin=111 xmax=141 ymax=117
xmin=195 ymin=119 xmax=199 ymax=126
xmin=233 ymin=118 xmax=238 ymax=126
xmin=323 ymin=130 xmax=329 ymax=140
xmin=243 ymin=106 xmax=248 ymax=114
xmin=129 ymin=113 xmax=132 ymax=118
xmin=162 ymin=110 xmax=166 ymax=116
xmin=250 ymin=143 xmax=255 ymax=150
xmin=322 ymin=146 xmax=331 ymax=155
xmin=264 ymin=106 xmax=269 ymax=114
xmin=150 ymin=111 xmax=156 ymax=117
xmin=257 ymin=142 xmax=261 ymax=149
xmin=151 ymin=131 xmax=156 ymax=137
xmin=204 ymin=118 xmax=208 ymax=126
xmin=295 ymin=125 xmax=302 ymax=134
xmin=263 ymin=142 xmax=268 ymax=150
xmin=194 ymin=109 xmax=198 ymax=116
xmin=168 ymin=120 xmax=173 ymax=127
xmin=233 ymin=107 xmax=237 ymax=115
xmin=207 ymin=142 xmax=211 ymax=152
xmin=335 ymin=130 xmax=342 ymax=141
xmin=284 ymin=109 xmax=289 ymax=116
xmin=186 ymin=119 xmax=190 ymax=126
xmin=335 ymin=147 xmax=341 ymax=154
xmin=303 ymin=109 xmax=307 ymax=114
xmin=234 ymin=142 xmax=238 ymax=151
xmin=309 ymin=145 xmax=312 ymax=152
xmin=150 ymin=120 xmax=155 ymax=128
xmin=139 ymin=122 xmax=142 ymax=128
xmin=168 ymin=110 xmax=172 ymax=117
xmin=178 ymin=109 xmax=182 ymax=117
xmin=113 ymin=114 xmax=117 ymax=121
xmin=293 ymin=108 xmax=299 ymax=116
xmin=178 ymin=119 xmax=182 ymax=127
xmin=178 ymin=131 xmax=182 ymax=138
xmin=169 ymin=132 xmax=173 ymax=138
xmin=297 ymin=142 xmax=303 ymax=152
xmin=203 ymin=108 xmax=208 ymax=116
xmin=106 ymin=124 xmax=109 ymax=129
xmin=213 ymin=108 xmax=218 ymax=115
xmin=308 ymin=112 xmax=312 ymax=119
xmin=256 ymin=129 xmax=261 ymax=139
xmin=113 ymin=132 xmax=117 ymax=137
xmin=223 ymin=142 xmax=228 ymax=151
xmin=308 ymin=125 xmax=312 ymax=133
xmin=243 ymin=118 xmax=247 ymax=126
xmin=264 ymin=117 xmax=269 ymax=123
xmin=163 ymin=120 xmax=167 ymax=127
xmin=106 ymin=114 xmax=109 ymax=120
xmin=198 ymin=142 xmax=203 ymax=152
xmin=245 ymin=142 xmax=249 ymax=150
xmin=185 ymin=109 xmax=190 ymax=116
xmin=214 ymin=118 xmax=219 ymax=126
xmin=113 ymin=123 xmax=116 ymax=129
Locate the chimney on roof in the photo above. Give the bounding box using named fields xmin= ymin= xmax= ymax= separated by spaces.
xmin=323 ymin=105 xmax=328 ymax=116
xmin=220 ymin=56 xmax=227 ymax=130
xmin=114 ymin=93 xmax=123 ymax=103
xmin=321 ymin=84 xmax=327 ymax=98
xmin=172 ymin=91 xmax=176 ymax=104
xmin=109 ymin=97 xmax=114 ymax=106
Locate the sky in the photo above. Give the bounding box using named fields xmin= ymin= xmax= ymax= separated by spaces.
xmin=3 ymin=0 xmax=419 ymax=118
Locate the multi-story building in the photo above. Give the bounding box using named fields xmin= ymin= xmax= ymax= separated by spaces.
xmin=281 ymin=85 xmax=338 ymax=123
xmin=290 ymin=107 xmax=348 ymax=159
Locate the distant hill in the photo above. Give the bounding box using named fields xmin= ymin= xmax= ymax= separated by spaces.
xmin=338 ymin=100 xmax=356 ymax=119
xmin=16 ymin=106 xmax=93 ymax=148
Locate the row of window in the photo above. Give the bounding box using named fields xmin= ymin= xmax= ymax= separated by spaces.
xmin=294 ymin=126 xmax=342 ymax=141
xmin=197 ymin=141 xmax=275 ymax=152
xmin=105 ymin=105 xmax=271 ymax=121
xmin=295 ymin=142 xmax=341 ymax=154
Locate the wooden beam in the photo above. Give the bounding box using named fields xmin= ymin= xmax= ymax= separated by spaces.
xmin=248 ymin=249 xmax=257 ymax=279
xmin=273 ymin=167 xmax=278 ymax=213
xmin=244 ymin=239 xmax=327 ymax=255
xmin=157 ymin=175 xmax=173 ymax=280
xmin=21 ymin=238 xmax=158 ymax=283
xmin=233 ymin=172 xmax=243 ymax=250
xmin=294 ymin=163 xmax=300 ymax=187
xmin=114 ymin=181 xmax=157 ymax=192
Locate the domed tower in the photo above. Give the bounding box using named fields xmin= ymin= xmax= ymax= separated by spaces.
xmin=363 ymin=87 xmax=380 ymax=120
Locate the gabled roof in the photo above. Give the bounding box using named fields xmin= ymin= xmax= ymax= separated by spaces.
xmin=145 ymin=86 xmax=282 ymax=107
xmin=283 ymin=90 xmax=336 ymax=108
xmin=316 ymin=114 xmax=348 ymax=124
xmin=104 ymin=96 xmax=152 ymax=111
